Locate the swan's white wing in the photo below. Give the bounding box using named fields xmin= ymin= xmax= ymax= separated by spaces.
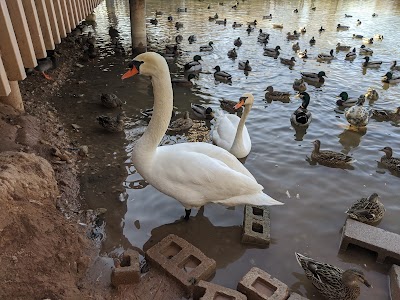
xmin=147 ymin=142 xmax=278 ymax=207
xmin=212 ymin=115 xmax=240 ymax=150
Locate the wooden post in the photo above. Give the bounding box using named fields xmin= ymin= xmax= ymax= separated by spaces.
xmin=53 ymin=0 xmax=67 ymax=38
xmin=59 ymin=0 xmax=71 ymax=33
xmin=0 ymin=56 xmax=11 ymax=97
xmin=0 ymin=81 xmax=24 ymax=112
xmin=21 ymin=0 xmax=47 ymax=59
xmin=129 ymin=0 xmax=146 ymax=56
xmin=66 ymin=0 xmax=75 ymax=29
xmin=34 ymin=0 xmax=55 ymax=50
xmin=5 ymin=0 xmax=37 ymax=68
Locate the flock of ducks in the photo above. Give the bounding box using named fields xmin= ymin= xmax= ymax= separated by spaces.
xmin=75 ymin=3 xmax=399 ymax=300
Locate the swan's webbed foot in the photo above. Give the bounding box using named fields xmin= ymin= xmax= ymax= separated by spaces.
xmin=184 ymin=209 xmax=191 ymax=221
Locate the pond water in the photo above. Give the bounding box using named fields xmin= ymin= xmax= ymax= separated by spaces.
xmin=53 ymin=0 xmax=400 ymax=298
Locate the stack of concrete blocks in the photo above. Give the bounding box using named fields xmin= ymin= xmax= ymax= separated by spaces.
xmin=242 ymin=205 xmax=271 ymax=247
xmin=340 ymin=218 xmax=400 ymax=263
xmin=145 ymin=234 xmax=216 ymax=295
xmin=237 ymin=267 xmax=290 ymax=300
xmin=193 ymin=280 xmax=247 ymax=300
xmin=111 ymin=248 xmax=140 ymax=287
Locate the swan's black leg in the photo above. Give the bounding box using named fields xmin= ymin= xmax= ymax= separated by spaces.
xmin=184 ymin=209 xmax=191 ymax=221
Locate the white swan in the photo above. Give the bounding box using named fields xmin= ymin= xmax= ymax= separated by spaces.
xmin=121 ymin=52 xmax=283 ymax=220
xmin=212 ymin=94 xmax=253 ymax=158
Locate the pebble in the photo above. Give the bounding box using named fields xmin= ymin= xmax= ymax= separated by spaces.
xmin=78 ymin=145 xmax=89 ymax=157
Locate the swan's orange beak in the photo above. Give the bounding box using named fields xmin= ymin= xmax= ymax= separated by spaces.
xmin=234 ymin=97 xmax=247 ymax=109
xmin=121 ymin=66 xmax=139 ymax=80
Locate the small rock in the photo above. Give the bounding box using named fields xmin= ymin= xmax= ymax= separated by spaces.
xmin=71 ymin=124 xmax=81 ymax=130
xmin=11 ymin=256 xmax=18 ymax=263
xmin=76 ymin=63 xmax=84 ymax=68
xmin=78 ymin=145 xmax=89 ymax=157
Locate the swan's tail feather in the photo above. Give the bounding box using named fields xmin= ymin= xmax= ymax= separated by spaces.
xmin=214 ymin=192 xmax=284 ymax=206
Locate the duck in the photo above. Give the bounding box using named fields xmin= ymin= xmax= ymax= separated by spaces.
xmin=238 ymin=60 xmax=252 ymax=71
xmin=263 ymin=14 xmax=272 ymax=19
xmin=362 ymin=56 xmax=382 ymax=68
xmin=359 ymin=45 xmax=373 ymax=55
xmin=272 ymin=23 xmax=283 ymax=28
xmin=171 ymin=74 xmax=196 ymax=87
xmin=364 ymin=88 xmax=379 ymax=101
xmin=234 ymin=37 xmax=242 ymax=47
xmin=258 ymin=29 xmax=269 ymax=39
xmin=372 ymin=13 xmax=378 ymax=17
xmin=380 ymin=147 xmax=400 ymax=172
xmin=200 ymin=41 xmax=214 ymax=51
xmin=177 ymin=7 xmax=187 ymax=12
xmin=287 ymin=31 xmax=299 ymax=40
xmin=109 ymin=26 xmax=119 ymax=39
xmin=184 ymin=55 xmax=202 ymax=72
xmin=292 ymin=42 xmax=300 ymax=51
xmin=371 ymin=107 xmax=400 ymax=122
xmin=345 ymin=96 xmax=369 ymax=128
xmin=188 ymin=35 xmax=197 ymax=43
xmin=336 ymin=92 xmax=360 ymax=107
xmin=311 ymin=7 xmax=316 ymax=11
xmin=345 ymin=14 xmax=353 ymax=17
xmin=247 ymin=20 xmax=257 ymax=26
xmin=390 ymin=61 xmax=400 ymax=71
xmin=96 ymin=112 xmax=125 ymax=132
xmin=150 ymin=18 xmax=158 ymax=25
xmin=155 ymin=10 xmax=163 ymax=15
xmin=168 ymin=111 xmax=194 ymax=131
xmin=263 ymin=45 xmax=281 ymax=57
xmin=318 ymin=26 xmax=325 ymax=32
xmin=191 ymin=104 xmax=214 ymax=120
xmin=345 ymin=48 xmax=357 ymax=60
xmin=374 ymin=34 xmax=383 ymax=40
xmin=232 ymin=21 xmax=243 ymax=28
xmin=227 ymin=48 xmax=238 ymax=58
xmin=309 ymin=37 xmax=316 ymax=45
xmin=264 ymin=86 xmax=290 ymax=101
xmin=208 ymin=14 xmax=218 ymax=21
xmin=212 ymin=94 xmax=253 ymax=158
xmin=356 ymin=19 xmax=361 ymax=25
xmin=291 ymin=92 xmax=312 ymax=126
xmin=214 ymin=66 xmax=232 ymax=82
xmin=293 ymin=78 xmax=307 ymax=92
xmin=163 ymin=45 xmax=181 ymax=59
xmin=317 ymin=49 xmax=334 ymax=61
xmin=337 ymin=24 xmax=350 ymax=30
xmin=346 ymin=193 xmax=385 ymax=224
xmin=280 ymin=57 xmax=296 ymax=67
xmin=101 ymin=93 xmax=124 ymax=108
xmin=298 ymin=49 xmax=308 ymax=59
xmin=167 ymin=15 xmax=173 ymax=22
xmin=219 ymin=99 xmax=243 ymax=114
xmin=85 ymin=12 xmax=96 ymax=22
xmin=382 ymin=72 xmax=400 ymax=84
xmin=34 ymin=54 xmax=57 ymax=80
xmin=246 ymin=25 xmax=254 ymax=34
xmin=301 ymin=71 xmax=327 ymax=84
xmin=300 ymin=27 xmax=306 ymax=33
xmin=86 ymin=32 xmax=96 ymax=45
xmin=175 ymin=22 xmax=184 ymax=29
xmin=295 ymin=253 xmax=371 ymax=300
xmin=336 ymin=43 xmax=351 ymax=51
xmin=362 ymin=37 xmax=374 ymax=44
xmin=82 ymin=44 xmax=98 ymax=60
xmin=293 ymin=8 xmax=298 ymax=13
xmin=311 ymin=140 xmax=355 ymax=167
xmin=216 ymin=18 xmax=227 ymax=25
xmin=165 ymin=36 xmax=183 ymax=53
xmin=353 ymin=34 xmax=363 ymax=39
xmin=121 ymin=52 xmax=283 ymax=219
xmin=140 ymin=107 xmax=176 ymax=120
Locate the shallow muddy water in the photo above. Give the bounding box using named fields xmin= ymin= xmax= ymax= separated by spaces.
xmin=53 ymin=0 xmax=400 ymax=298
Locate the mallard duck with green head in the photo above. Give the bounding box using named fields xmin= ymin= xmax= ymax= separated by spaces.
xmin=382 ymin=72 xmax=400 ymax=84
xmin=336 ymin=43 xmax=351 ymax=51
xmin=380 ymin=147 xmax=400 ymax=172
xmin=200 ymin=41 xmax=214 ymax=51
xmin=184 ymin=55 xmax=202 ymax=72
xmin=371 ymin=107 xmax=400 ymax=122
xmin=171 ymin=74 xmax=196 ymax=87
xmin=295 ymin=253 xmax=371 ymax=300
xmin=336 ymin=92 xmax=359 ymax=107
xmin=362 ymin=56 xmax=382 ymax=68
xmin=345 ymin=96 xmax=368 ymax=128
xmin=359 ymin=45 xmax=373 ymax=55
xmin=291 ymin=92 xmax=311 ymax=126
xmin=191 ymin=104 xmax=214 ymax=119
xmin=238 ymin=60 xmax=252 ymax=71
xmin=317 ymin=49 xmax=334 ymax=61
xmin=280 ymin=56 xmax=296 ymax=67
xmin=264 ymin=86 xmax=290 ymax=101
xmin=346 ymin=193 xmax=385 ymax=224
xmin=214 ymin=66 xmax=232 ymax=82
xmin=263 ymin=45 xmax=280 ymax=57
xmin=311 ymin=140 xmax=355 ymax=167
xmin=345 ymin=48 xmax=357 ymax=60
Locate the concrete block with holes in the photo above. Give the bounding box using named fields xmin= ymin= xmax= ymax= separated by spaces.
xmin=193 ymin=280 xmax=247 ymax=300
xmin=111 ymin=248 xmax=140 ymax=287
xmin=339 ymin=218 xmax=400 ymax=263
xmin=241 ymin=205 xmax=271 ymax=247
xmin=145 ymin=234 xmax=216 ymax=294
xmin=237 ymin=267 xmax=289 ymax=300
xmin=390 ymin=264 xmax=400 ymax=300
xmin=287 ymin=292 xmax=309 ymax=300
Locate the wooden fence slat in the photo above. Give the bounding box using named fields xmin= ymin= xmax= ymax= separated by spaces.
xmin=0 ymin=1 xmax=26 ymax=81
xmin=71 ymin=0 xmax=79 ymax=25
xmin=76 ymin=0 xmax=83 ymax=22
xmin=0 ymin=55 xmax=11 ymax=96
xmin=66 ymin=0 xmax=75 ymax=29
xmin=53 ymin=0 xmax=66 ymax=38
xmin=45 ymin=0 xmax=61 ymax=44
xmin=21 ymin=0 xmax=46 ymax=59
xmin=5 ymin=0 xmax=37 ymax=68
xmin=59 ymin=0 xmax=71 ymax=33
xmin=34 ymin=0 xmax=55 ymax=50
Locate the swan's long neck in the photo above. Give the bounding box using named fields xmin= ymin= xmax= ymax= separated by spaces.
xmin=230 ymin=103 xmax=252 ymax=152
xmin=132 ymin=66 xmax=173 ymax=167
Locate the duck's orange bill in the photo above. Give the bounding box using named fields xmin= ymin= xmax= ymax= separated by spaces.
xmin=121 ymin=66 xmax=139 ymax=79
xmin=234 ymin=99 xmax=245 ymax=109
